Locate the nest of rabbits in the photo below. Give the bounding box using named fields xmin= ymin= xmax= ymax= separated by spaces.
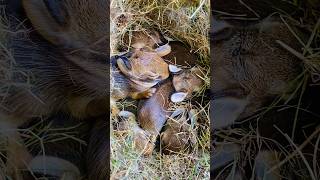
xmin=110 ymin=0 xmax=210 ymax=179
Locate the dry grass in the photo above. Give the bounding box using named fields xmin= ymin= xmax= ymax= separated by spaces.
xmin=110 ymin=0 xmax=210 ymax=179
xmin=110 ymin=0 xmax=210 ymax=63
xmin=111 ymin=101 xmax=210 ymax=179
xmin=0 ymin=9 xmax=33 ymax=109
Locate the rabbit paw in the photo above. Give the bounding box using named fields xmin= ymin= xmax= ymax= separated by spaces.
xmin=143 ymin=88 xmax=157 ymax=98
xmin=131 ymin=88 xmax=157 ymax=99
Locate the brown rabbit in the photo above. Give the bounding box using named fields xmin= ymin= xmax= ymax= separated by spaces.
xmin=136 ymin=80 xmax=173 ymax=155
xmin=110 ymin=46 xmax=177 ymax=115
xmin=88 ymin=29 xmax=175 ymax=180
xmin=170 ymin=66 xmax=205 ymax=103
xmin=160 ymin=108 xmax=198 ymax=154
xmin=110 ymin=26 xmax=174 ymax=115
xmin=0 ymin=0 xmax=111 ymax=178
xmin=211 ymin=16 xmax=302 ymax=129
xmin=110 ymin=10 xmax=171 ymax=55
xmin=121 ymin=30 xmax=171 ymax=56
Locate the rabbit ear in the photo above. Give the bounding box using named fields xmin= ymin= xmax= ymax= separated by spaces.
xmin=169 ymin=65 xmax=183 ymax=73
xmin=171 ymin=92 xmax=188 ymax=103
xmin=211 ymin=97 xmax=248 ymax=129
xmin=23 ymin=0 xmax=72 ymax=46
xmin=210 ymin=17 xmax=234 ymax=41
xmin=155 ymin=44 xmax=171 ymax=57
xmin=29 ymin=156 xmax=80 ymax=178
xmin=118 ymin=111 xmax=136 ymax=121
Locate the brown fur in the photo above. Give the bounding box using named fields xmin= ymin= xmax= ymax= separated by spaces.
xmin=160 ymin=109 xmax=197 ymax=154
xmin=163 ymin=41 xmax=198 ymax=67
xmin=122 ymin=30 xmax=168 ymax=51
xmin=137 ymin=80 xmax=173 ymax=155
xmin=172 ymin=67 xmax=204 ymax=98
xmin=113 ymin=50 xmax=170 ymax=97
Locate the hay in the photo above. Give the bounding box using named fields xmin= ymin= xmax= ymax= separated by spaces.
xmin=110 ymin=0 xmax=210 ymax=62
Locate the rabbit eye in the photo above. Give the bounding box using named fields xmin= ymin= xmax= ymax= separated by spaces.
xmin=179 ymin=88 xmax=188 ymax=92
xmin=183 ymin=76 xmax=191 ymax=81
xmin=232 ymin=47 xmax=249 ymax=57
xmin=240 ymin=49 xmax=249 ymax=54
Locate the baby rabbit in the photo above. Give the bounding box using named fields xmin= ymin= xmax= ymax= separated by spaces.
xmin=110 ymin=45 xmax=173 ymax=115
xmin=211 ymin=16 xmax=301 ymax=129
xmin=136 ymin=80 xmax=173 ymax=155
xmin=110 ymin=26 xmax=175 ymax=115
xmin=160 ymin=108 xmax=198 ymax=154
xmin=170 ymin=66 xmax=205 ymax=103
xmin=122 ymin=30 xmax=171 ymax=56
